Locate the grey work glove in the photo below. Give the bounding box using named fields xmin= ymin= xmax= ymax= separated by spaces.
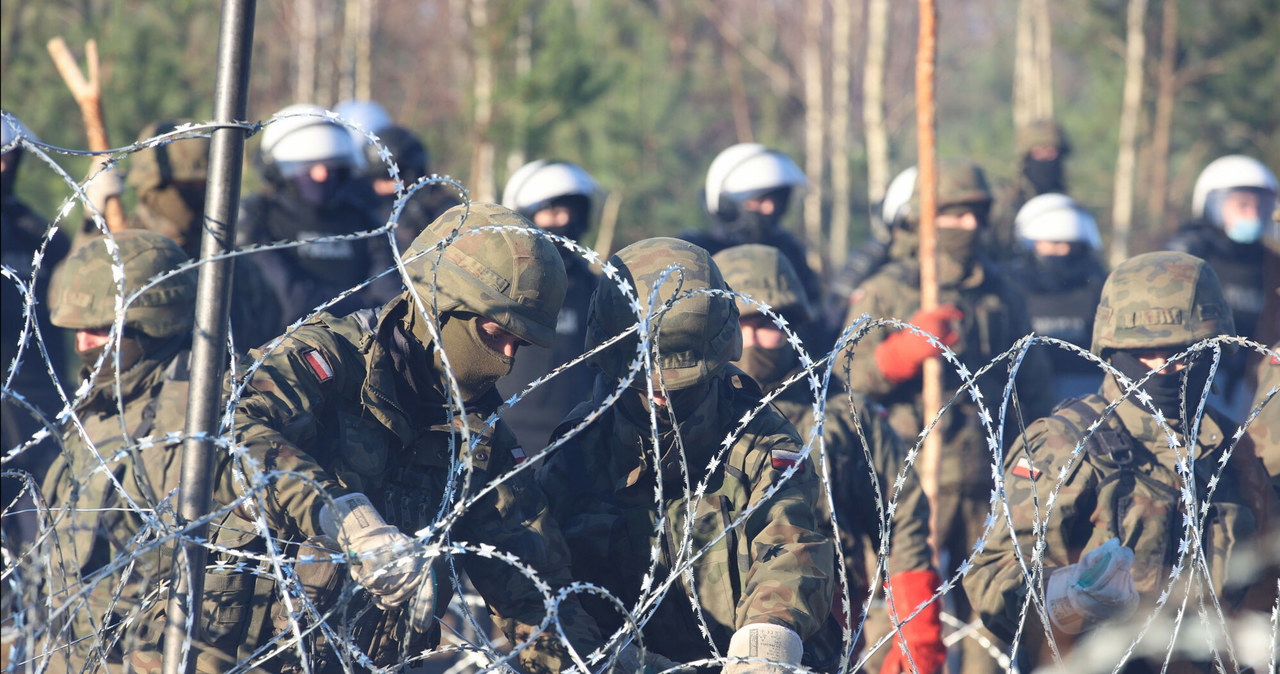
xmin=84 ymin=154 xmax=124 ymax=215
xmin=1046 ymin=537 xmax=1139 ymax=634
xmin=319 ymin=492 xmax=435 ymax=629
xmin=722 ymin=623 xmax=803 ymax=673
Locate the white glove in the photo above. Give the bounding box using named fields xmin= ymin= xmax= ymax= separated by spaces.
xmin=607 ymin=642 xmax=681 ymax=673
xmin=1046 ymin=537 xmax=1139 ymax=634
xmin=84 ymin=154 xmax=124 ymax=214
xmin=319 ymin=493 xmax=430 ymax=613
xmin=723 ymin=623 xmax=803 ymax=673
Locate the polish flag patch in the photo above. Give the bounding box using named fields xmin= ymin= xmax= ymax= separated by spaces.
xmin=772 ymin=448 xmax=805 ymax=471
xmin=1012 ymin=456 xmax=1041 ymax=480
xmin=511 ymin=446 xmax=527 ymax=464
xmin=302 ymin=349 xmax=334 ymax=383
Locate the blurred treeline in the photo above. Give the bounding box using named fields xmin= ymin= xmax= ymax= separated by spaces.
xmin=2 ymin=0 xmax=1276 ymax=264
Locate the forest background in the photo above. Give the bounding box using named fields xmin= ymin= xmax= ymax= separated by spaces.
xmin=2 ymin=0 xmax=1277 ymax=272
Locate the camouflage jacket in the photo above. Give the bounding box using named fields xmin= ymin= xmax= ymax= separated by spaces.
xmin=963 ymin=374 xmax=1280 ymax=665
xmin=536 ymin=368 xmax=835 ymax=665
xmin=842 ymin=257 xmax=1056 ymax=498
xmin=769 ymin=378 xmax=933 ymax=599
xmin=1250 ymin=348 xmax=1279 ymax=495
xmin=40 ymin=338 xmax=253 ymax=672
xmin=229 ymin=296 xmax=600 ymax=671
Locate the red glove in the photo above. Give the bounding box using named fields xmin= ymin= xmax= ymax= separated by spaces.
xmin=874 ymin=305 xmax=963 ymax=383
xmin=879 ymin=569 xmax=946 ymax=674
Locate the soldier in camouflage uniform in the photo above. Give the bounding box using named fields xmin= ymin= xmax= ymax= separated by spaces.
xmin=36 ymin=230 xmax=230 ymax=672
xmin=714 ymin=244 xmax=943 ymax=674
xmin=964 ymin=251 xmax=1280 ymax=672
xmin=989 ymin=118 xmax=1072 ymax=259
xmin=1249 ymin=345 xmax=1278 ymax=495
xmin=536 ymin=238 xmax=835 ymax=671
xmin=221 ymin=202 xmax=605 ymax=672
xmin=840 ymin=159 xmax=1055 ymax=674
xmin=122 ymin=120 xmax=280 ymax=351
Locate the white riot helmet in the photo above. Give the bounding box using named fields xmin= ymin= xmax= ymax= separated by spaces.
xmin=1192 ymin=155 xmax=1278 ymax=236
xmin=259 ymin=104 xmax=356 ymax=179
xmin=333 ymin=99 xmax=393 ymax=169
xmin=704 ymin=143 xmax=807 ymax=219
xmin=1015 ymin=193 xmax=1102 ymax=249
xmin=502 ymin=160 xmax=600 ymax=240
xmin=2 ymin=111 xmax=38 ymax=151
xmin=881 ymin=166 xmax=918 ymax=229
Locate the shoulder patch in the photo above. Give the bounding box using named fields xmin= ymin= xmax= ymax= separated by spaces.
xmin=1012 ymin=456 xmax=1042 ymax=480
xmin=772 ymin=447 xmax=805 ymax=471
xmin=301 ymin=349 xmax=334 ymax=383
xmin=511 ymin=446 xmax=527 ymax=464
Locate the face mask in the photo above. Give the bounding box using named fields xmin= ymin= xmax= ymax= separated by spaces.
xmin=1034 ymin=248 xmax=1090 ymax=288
xmin=78 ymin=333 xmax=149 ymax=379
xmin=737 ymin=344 xmax=798 ymax=392
xmin=1022 ymin=157 xmax=1064 ymax=194
xmin=289 ymin=166 xmax=352 ymax=207
xmin=433 ymin=314 xmax=513 ymax=402
xmin=1110 ymin=351 xmax=1213 ymax=422
xmin=1225 ymin=218 xmax=1263 ymax=244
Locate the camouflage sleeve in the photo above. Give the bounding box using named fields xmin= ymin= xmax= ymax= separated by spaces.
xmin=843 ymin=396 xmax=933 ymax=577
xmin=735 ymin=414 xmax=837 ymax=639
xmin=457 ymin=420 xmax=603 ymax=672
xmin=963 ymin=416 xmax=1096 ymax=642
xmin=225 ymin=325 xmax=358 ymax=539
xmin=840 ymin=276 xmax=903 ymax=399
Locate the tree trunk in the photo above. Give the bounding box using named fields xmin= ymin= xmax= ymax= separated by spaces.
xmin=315 ymin=6 xmax=336 ymax=104
xmin=468 ymin=0 xmax=496 ymax=202
xmin=828 ymin=0 xmax=853 ymax=267
xmin=1110 ymin=0 xmax=1148 ymax=269
xmin=356 ymin=0 xmax=374 ymax=101
xmin=1034 ymin=0 xmax=1054 ymax=119
xmin=864 ymin=0 xmax=890 ymax=214
xmin=507 ymin=10 xmax=532 ymax=179
xmin=802 ymin=0 xmax=826 ymax=276
xmin=1148 ymin=0 xmax=1178 ymax=238
xmin=295 ymin=0 xmax=317 ymax=103
xmin=340 ymin=0 xmax=359 ymax=100
xmin=1013 ymin=0 xmax=1034 ymax=132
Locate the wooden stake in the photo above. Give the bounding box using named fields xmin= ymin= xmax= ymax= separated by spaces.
xmin=916 ymin=0 xmax=943 ymax=567
xmin=46 ymin=37 xmax=126 ymax=233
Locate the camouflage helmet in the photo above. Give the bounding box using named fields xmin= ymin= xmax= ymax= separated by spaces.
xmin=1092 ymin=251 xmax=1234 ymax=356
xmin=1017 ymin=118 xmax=1071 ymax=155
xmin=586 ymin=237 xmax=742 ymax=390
xmin=907 ymin=159 xmax=993 ymax=226
xmin=49 ymin=229 xmax=196 ymax=338
xmin=404 ymin=202 xmax=566 ymax=348
xmin=712 ymin=244 xmax=813 ymax=323
xmin=126 ymin=120 xmax=210 ymax=191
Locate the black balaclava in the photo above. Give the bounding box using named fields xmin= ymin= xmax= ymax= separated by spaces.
xmin=1110 ymin=350 xmax=1215 ymax=422
xmin=1022 ymin=155 xmax=1066 ymax=195
xmin=721 ymin=188 xmax=792 ymax=242
xmin=1032 ymin=243 xmax=1094 ymax=289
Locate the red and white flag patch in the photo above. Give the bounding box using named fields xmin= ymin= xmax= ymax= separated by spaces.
xmin=1012 ymin=456 xmax=1041 ymax=480
xmin=772 ymin=448 xmax=805 ymax=471
xmin=511 ymin=446 xmax=527 ymax=464
xmin=302 ymin=349 xmax=334 ymax=383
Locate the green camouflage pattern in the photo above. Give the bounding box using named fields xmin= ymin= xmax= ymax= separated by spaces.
xmin=536 ymin=368 xmax=835 ymax=665
xmin=713 ymin=244 xmax=814 ymax=322
xmin=405 ymin=202 xmax=566 ymax=348
xmin=39 ymin=340 xmax=258 ymax=673
xmin=1250 ymin=347 xmax=1279 ymax=493
xmin=770 ymin=385 xmax=932 ymax=592
xmin=48 ymin=229 xmax=196 ymax=337
xmin=1017 ymin=118 xmax=1070 ymax=155
xmin=906 ymin=159 xmax=993 ymax=227
xmin=964 ymin=374 xmax=1280 ymax=669
xmin=229 ymin=296 xmax=600 ymax=671
xmin=586 ymin=237 xmax=742 ymax=391
xmin=1091 ymin=251 xmax=1235 ymax=355
xmin=126 ymin=121 xmax=210 ymax=190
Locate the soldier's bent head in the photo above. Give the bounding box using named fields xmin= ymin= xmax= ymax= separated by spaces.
xmin=586 ymin=237 xmax=741 ymax=397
